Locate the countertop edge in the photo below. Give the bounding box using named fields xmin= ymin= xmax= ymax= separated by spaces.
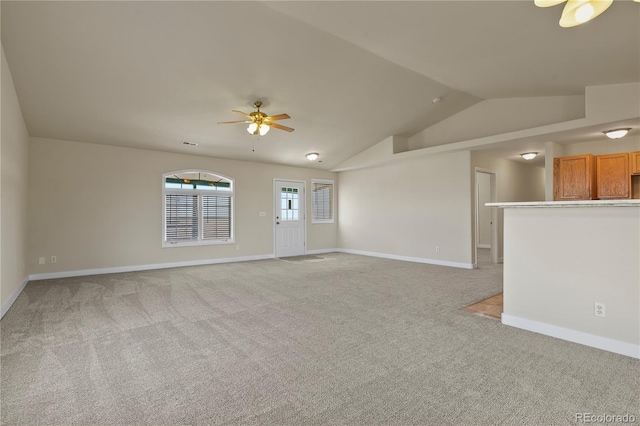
xmin=486 ymin=200 xmax=640 ymax=208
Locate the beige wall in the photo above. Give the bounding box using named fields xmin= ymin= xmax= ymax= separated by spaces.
xmin=471 ymin=152 xmax=545 ymax=262
xmin=28 ymin=137 xmax=337 ymax=275
xmin=337 ymin=151 xmax=473 ymax=267
xmin=1 ymin=48 xmax=30 ymax=314
xmin=408 ymin=95 xmax=585 ymax=151
xmin=561 ymin=137 xmax=640 ymax=157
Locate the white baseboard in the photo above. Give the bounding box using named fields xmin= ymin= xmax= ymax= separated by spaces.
xmin=336 ymin=248 xmax=474 ymax=269
xmin=502 ymin=313 xmax=640 ymax=359
xmin=27 ymin=247 xmax=473 ymax=282
xmin=1 ymin=277 xmax=29 ymax=319
xmin=29 ymin=254 xmax=275 ymax=281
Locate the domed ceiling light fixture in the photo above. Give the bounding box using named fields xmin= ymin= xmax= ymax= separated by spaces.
xmin=306 ymin=153 xmax=319 ymax=161
xmin=521 ymin=152 xmax=538 ymax=160
xmin=534 ymin=0 xmax=628 ymax=28
xmin=603 ymin=128 xmax=630 ymax=139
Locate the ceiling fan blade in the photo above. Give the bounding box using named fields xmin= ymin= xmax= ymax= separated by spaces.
xmin=265 ymin=113 xmax=290 ymax=121
xmin=269 ymin=122 xmax=295 ymax=132
xmin=232 ymin=110 xmax=252 ymax=118
xmin=217 ymin=120 xmax=253 ymax=125
xmin=534 ymin=0 xmax=565 ymax=6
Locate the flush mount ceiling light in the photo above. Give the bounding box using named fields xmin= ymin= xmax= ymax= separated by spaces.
xmin=603 ymin=128 xmax=631 ymax=139
xmin=306 ymin=153 xmax=319 ymax=161
xmin=521 ymin=152 xmax=538 ymax=160
xmin=533 ymin=0 xmax=638 ymax=28
xmin=218 ymin=101 xmax=294 ymax=135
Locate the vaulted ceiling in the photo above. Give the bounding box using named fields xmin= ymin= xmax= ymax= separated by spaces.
xmin=2 ymin=1 xmax=639 ymax=169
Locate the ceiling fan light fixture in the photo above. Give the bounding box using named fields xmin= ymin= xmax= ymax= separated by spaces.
xmin=521 ymin=152 xmax=538 ymax=160
xmin=558 ymin=0 xmax=613 ymax=27
xmin=220 ymin=101 xmax=294 ymax=136
xmin=306 ymin=153 xmax=319 ymax=161
xmin=603 ymin=128 xmax=630 ymax=139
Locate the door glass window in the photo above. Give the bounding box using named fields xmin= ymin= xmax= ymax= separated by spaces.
xmin=280 ymin=187 xmax=299 ymax=221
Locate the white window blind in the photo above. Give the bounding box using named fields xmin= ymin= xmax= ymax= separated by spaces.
xmin=203 ymin=195 xmax=231 ymax=240
xmin=312 ymin=179 xmax=334 ymax=223
xmin=165 ymin=194 xmax=198 ymax=242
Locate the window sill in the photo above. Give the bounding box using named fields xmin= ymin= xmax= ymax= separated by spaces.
xmin=163 ymin=239 xmax=234 ymax=248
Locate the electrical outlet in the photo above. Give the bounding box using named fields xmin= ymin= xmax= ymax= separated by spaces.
xmin=236 ymin=244 xmax=240 ymax=251
xmin=39 ymin=257 xmax=45 ymax=265
xmin=594 ymin=302 xmax=605 ymax=318
xmin=435 ymin=246 xmax=440 ymax=253
xmin=51 ymin=256 xmax=57 ymax=263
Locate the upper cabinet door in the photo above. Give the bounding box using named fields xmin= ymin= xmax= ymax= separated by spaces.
xmin=555 ymin=154 xmax=596 ymax=200
xmin=630 ymin=151 xmax=640 ymax=175
xmin=596 ymin=153 xmax=631 ymax=199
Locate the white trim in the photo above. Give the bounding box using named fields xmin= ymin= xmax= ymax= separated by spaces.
xmin=162 ymin=169 xmax=235 ymax=247
xmin=162 ymin=238 xmax=234 ymax=248
xmin=487 ymin=199 xmax=640 ymax=208
xmin=311 ymin=178 xmax=335 ymax=224
xmin=502 ymin=313 xmax=640 ymax=359
xmin=1 ymin=277 xmax=29 ymax=319
xmin=28 ymin=254 xmax=274 ymax=281
xmin=477 ymin=244 xmax=491 ymax=249
xmin=336 ymin=248 xmax=474 ymax=269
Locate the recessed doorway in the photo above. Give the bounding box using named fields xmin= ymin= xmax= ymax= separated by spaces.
xmin=474 ymin=169 xmax=499 ymax=267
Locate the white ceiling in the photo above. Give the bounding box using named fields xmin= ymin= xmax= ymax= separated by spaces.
xmin=2 ymin=1 xmax=639 ymax=170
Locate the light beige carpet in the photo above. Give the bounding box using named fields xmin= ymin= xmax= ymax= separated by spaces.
xmin=1 ymin=252 xmax=638 ymax=425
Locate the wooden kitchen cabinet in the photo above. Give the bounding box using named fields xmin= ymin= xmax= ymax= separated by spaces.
xmin=596 ymin=153 xmax=631 ymax=199
xmin=554 ymin=154 xmax=596 ymax=200
xmin=630 ymin=151 xmax=640 ymax=175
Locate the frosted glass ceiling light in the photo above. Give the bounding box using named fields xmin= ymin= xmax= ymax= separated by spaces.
xmin=603 ymin=128 xmax=630 ymax=139
xmin=259 ymin=124 xmax=270 ymax=136
xmin=247 ymin=122 xmax=258 ymax=135
xmin=559 ymin=0 xmax=613 ymax=27
xmin=535 ymin=0 xmax=618 ymax=28
xmin=521 ymin=152 xmax=538 ymax=160
xmin=306 ymin=153 xmax=319 ymax=161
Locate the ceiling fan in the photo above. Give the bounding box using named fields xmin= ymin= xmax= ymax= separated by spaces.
xmin=218 ymin=101 xmax=294 ymax=136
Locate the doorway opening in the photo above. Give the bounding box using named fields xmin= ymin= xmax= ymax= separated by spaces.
xmin=474 ymin=169 xmax=499 ymax=268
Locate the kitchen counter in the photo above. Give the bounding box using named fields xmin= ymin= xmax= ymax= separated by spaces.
xmin=487 ymin=201 xmax=639 ymax=358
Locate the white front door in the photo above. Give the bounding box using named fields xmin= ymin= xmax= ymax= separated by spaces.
xmin=275 ymin=180 xmax=306 ymax=258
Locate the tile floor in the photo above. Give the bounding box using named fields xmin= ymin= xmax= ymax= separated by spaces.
xmin=464 ymin=293 xmax=503 ymax=320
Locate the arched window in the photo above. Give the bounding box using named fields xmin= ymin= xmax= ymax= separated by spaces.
xmin=162 ymin=170 xmax=234 ymax=247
